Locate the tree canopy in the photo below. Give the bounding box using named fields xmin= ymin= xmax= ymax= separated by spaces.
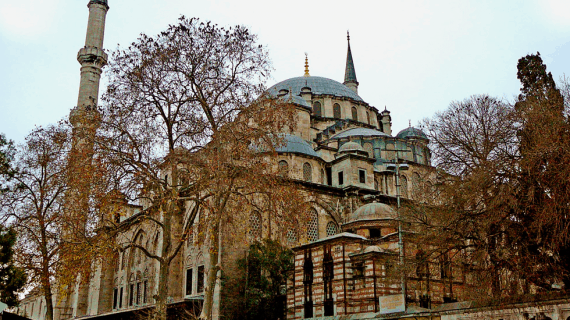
xmin=413 ymin=53 xmax=570 ymax=297
xmin=95 ymin=16 xmax=302 ymax=320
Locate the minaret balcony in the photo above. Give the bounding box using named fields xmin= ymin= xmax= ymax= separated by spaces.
xmin=77 ymin=46 xmax=108 ymax=66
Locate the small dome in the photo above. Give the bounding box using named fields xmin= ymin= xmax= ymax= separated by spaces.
xmin=350 ymin=202 xmax=397 ymax=222
xmin=331 ymin=127 xmax=390 ymax=139
xmin=396 ymin=127 xmax=428 ymax=140
xmin=338 ymin=141 xmax=364 ymax=153
xmin=276 ymin=134 xmax=320 ymax=158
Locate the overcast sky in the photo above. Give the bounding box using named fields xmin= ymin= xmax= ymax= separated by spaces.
xmin=1 ymin=0 xmax=569 ymax=143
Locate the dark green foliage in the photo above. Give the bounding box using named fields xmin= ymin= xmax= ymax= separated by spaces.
xmin=517 ymin=52 xmax=564 ymax=112
xmin=0 ymin=133 xmax=15 ymax=178
xmin=0 ymin=225 xmax=27 ymax=307
xmin=227 ymin=239 xmax=293 ymax=320
xmin=513 ymin=53 xmax=570 ymax=289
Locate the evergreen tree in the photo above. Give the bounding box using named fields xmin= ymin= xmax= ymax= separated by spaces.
xmin=513 ymin=52 xmax=570 ymax=289
xmin=0 ymin=225 xmax=27 ymax=307
xmin=228 ymin=239 xmax=293 ymax=320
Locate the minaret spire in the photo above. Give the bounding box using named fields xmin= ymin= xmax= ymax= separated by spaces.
xmin=304 ymin=52 xmax=310 ymax=77
xmin=344 ymin=31 xmax=359 ymax=94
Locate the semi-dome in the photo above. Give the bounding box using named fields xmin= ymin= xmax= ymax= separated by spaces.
xmin=268 ymin=76 xmax=363 ymax=102
xmin=276 ymin=134 xmax=320 ymax=158
xmin=396 ymin=127 xmax=428 ymax=140
xmin=331 ymin=127 xmax=390 ymax=139
xmin=349 ymin=202 xmax=397 ymax=222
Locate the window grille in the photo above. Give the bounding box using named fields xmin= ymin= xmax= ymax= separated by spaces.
xmin=303 ymin=162 xmax=312 ymax=182
xmin=307 ymin=209 xmax=318 ymax=242
xmin=286 ymin=229 xmax=298 ymax=244
xmin=248 ymin=211 xmax=262 ymax=241
xmin=333 ymin=103 xmax=341 ymax=118
xmin=326 ymin=221 xmax=338 ymax=237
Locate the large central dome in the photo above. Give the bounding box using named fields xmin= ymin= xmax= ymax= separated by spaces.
xmin=268 ymin=76 xmax=363 ymax=102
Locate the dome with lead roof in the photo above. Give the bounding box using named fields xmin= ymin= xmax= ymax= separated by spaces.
xmin=331 ymin=127 xmax=390 ymax=139
xmin=268 ymin=76 xmax=363 ymax=102
xmin=275 ymin=134 xmax=320 ymax=158
xmin=338 ymin=141 xmax=364 ymax=153
xmin=349 ymin=202 xmax=397 ymax=222
xmin=396 ymin=127 xmax=428 ymax=140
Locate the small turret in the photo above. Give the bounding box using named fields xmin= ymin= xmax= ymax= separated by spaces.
xmin=380 ymin=107 xmax=392 ymax=135
xmin=344 ymin=31 xmax=359 ymax=94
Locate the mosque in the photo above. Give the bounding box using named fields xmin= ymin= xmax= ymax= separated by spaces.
xmin=16 ymin=1 xmax=477 ymax=320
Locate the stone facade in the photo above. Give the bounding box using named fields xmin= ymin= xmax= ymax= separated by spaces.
xmin=16 ymin=1 xmax=454 ymax=319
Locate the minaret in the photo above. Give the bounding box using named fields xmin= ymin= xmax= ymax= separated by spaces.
xmin=344 ymin=31 xmax=359 ymax=94
xmin=60 ymin=1 xmax=109 ymax=319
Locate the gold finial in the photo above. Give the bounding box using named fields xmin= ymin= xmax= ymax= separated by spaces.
xmin=304 ymin=52 xmax=310 ymax=77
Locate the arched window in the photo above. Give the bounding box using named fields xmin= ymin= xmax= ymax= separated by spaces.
xmin=248 ymin=211 xmax=262 ymax=241
xmin=412 ymin=172 xmax=421 ymax=199
xmin=307 ymin=209 xmax=318 ymax=242
xmin=313 ymin=101 xmax=322 ymax=117
xmin=351 ymin=106 xmax=358 ymax=121
xmin=326 ymin=221 xmax=338 ymax=237
xmin=278 ymin=160 xmax=289 ymax=177
xmin=303 ymin=162 xmax=312 ymax=182
xmin=374 ymin=178 xmax=379 ymax=191
xmin=366 ymin=111 xmax=370 ymax=124
xmin=400 ymin=175 xmax=408 ymax=198
xmin=286 ymin=229 xmax=298 ymax=244
xmin=333 ymin=103 xmax=341 ymax=119
xmin=363 ymin=142 xmax=373 ymax=158
xmin=135 ymin=233 xmax=144 ymax=265
xmin=320 ymin=169 xmax=325 ymax=184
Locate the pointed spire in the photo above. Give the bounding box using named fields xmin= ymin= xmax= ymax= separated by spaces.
xmin=304 ymin=53 xmax=310 ymax=77
xmin=344 ymin=31 xmax=359 ymax=93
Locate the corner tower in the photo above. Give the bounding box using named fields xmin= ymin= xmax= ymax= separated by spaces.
xmin=344 ymin=31 xmax=359 ymax=94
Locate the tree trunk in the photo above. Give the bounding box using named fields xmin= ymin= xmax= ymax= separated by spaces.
xmin=200 ymin=223 xmax=220 ymax=320
xmin=43 ymin=281 xmax=54 ymax=320
xmin=155 ymin=259 xmax=169 ymax=320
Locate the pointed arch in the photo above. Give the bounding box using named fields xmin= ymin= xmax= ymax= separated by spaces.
xmin=333 ymin=103 xmax=341 ymax=119
xmin=307 ymin=208 xmax=319 ymax=242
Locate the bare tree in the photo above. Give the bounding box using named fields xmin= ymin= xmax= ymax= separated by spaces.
xmin=411 ymin=55 xmax=570 ymax=298
xmin=0 ymin=124 xmax=71 ymax=320
xmin=97 ymin=16 xmax=301 ymax=320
